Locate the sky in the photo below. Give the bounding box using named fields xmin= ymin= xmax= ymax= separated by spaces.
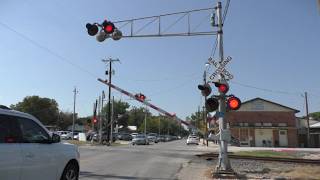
xmin=0 ymin=0 xmax=319 ymax=120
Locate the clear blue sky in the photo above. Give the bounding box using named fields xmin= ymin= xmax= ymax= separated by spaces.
xmin=0 ymin=0 xmax=319 ymax=119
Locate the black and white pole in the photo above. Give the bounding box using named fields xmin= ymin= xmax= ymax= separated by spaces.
xmin=216 ymin=1 xmax=232 ymax=171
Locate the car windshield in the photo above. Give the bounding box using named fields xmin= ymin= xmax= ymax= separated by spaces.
xmin=2 ymin=1 xmax=319 ymax=179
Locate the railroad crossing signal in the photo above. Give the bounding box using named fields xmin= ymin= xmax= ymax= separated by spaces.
xmin=86 ymin=20 xmax=122 ymax=42
xmin=209 ymin=56 xmax=234 ymax=80
xmin=198 ymin=84 xmax=212 ymax=96
xmin=198 ymin=80 xmax=241 ymax=112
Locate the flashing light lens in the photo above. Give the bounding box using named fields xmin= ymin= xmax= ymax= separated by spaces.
xmin=104 ymin=25 xmax=114 ymax=33
xmin=228 ymin=97 xmax=241 ymax=110
xmin=218 ymin=84 xmax=228 ymax=93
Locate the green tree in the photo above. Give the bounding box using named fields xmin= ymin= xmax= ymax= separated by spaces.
xmin=310 ymin=112 xmax=320 ymax=120
xmin=10 ymin=96 xmax=59 ymax=126
xmin=57 ymin=111 xmax=73 ymax=130
xmin=102 ymin=100 xmax=130 ymax=127
xmin=128 ymin=106 xmax=151 ymax=129
xmin=186 ymin=110 xmax=206 ymax=132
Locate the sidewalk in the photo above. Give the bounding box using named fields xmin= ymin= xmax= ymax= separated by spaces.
xmin=196 ymin=139 xmax=320 ymax=153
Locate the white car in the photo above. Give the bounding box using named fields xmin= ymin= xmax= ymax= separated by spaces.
xmin=56 ymin=131 xmax=72 ymax=140
xmin=0 ymin=105 xmax=80 ymax=180
xmin=130 ymin=133 xmax=138 ymax=139
xmin=186 ymin=135 xmax=200 ymax=145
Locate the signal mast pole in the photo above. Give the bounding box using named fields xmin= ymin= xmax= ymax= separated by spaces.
xmin=216 ymin=2 xmax=231 ymax=171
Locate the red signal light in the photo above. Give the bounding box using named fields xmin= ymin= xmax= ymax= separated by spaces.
xmin=139 ymin=94 xmax=146 ymax=101
xmin=102 ymin=21 xmax=115 ymax=34
xmin=218 ymin=84 xmax=228 ymax=93
xmin=93 ymin=118 xmax=97 ymax=124
xmin=104 ymin=25 xmax=114 ymax=33
xmin=227 ymin=96 xmax=241 ymax=110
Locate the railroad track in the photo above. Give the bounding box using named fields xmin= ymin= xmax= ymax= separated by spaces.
xmin=196 ymin=153 xmax=320 ymax=164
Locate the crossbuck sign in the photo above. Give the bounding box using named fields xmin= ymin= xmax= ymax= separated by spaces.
xmin=209 ymin=56 xmax=233 ymax=80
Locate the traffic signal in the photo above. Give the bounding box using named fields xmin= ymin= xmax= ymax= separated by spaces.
xmin=96 ymin=30 xmax=109 ymax=42
xmin=102 ymin=20 xmax=115 ymax=34
xmin=135 ymin=93 xmax=146 ymax=102
xmin=86 ymin=23 xmax=99 ymax=36
xmin=112 ymin=28 xmax=123 ymax=41
xmin=206 ymin=97 xmax=219 ymax=112
xmin=214 ymin=82 xmax=229 ymax=94
xmin=227 ymin=96 xmax=241 ymax=110
xmin=198 ymin=84 xmax=212 ymax=97
xmin=86 ymin=20 xmax=122 ymax=42
xmin=93 ymin=118 xmax=98 ymax=124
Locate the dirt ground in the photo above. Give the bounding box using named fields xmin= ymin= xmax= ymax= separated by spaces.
xmin=178 ymin=157 xmax=320 ymax=180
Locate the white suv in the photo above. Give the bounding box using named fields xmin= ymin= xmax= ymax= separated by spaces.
xmin=0 ymin=106 xmax=80 ymax=180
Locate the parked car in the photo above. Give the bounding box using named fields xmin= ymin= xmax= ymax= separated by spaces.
xmin=164 ymin=135 xmax=173 ymax=142
xmin=130 ymin=133 xmax=138 ymax=139
xmin=157 ymin=135 xmax=166 ymax=142
xmin=132 ymin=134 xmax=149 ymax=145
xmin=92 ymin=132 xmax=117 ymax=144
xmin=147 ymin=133 xmax=158 ymax=143
xmin=86 ymin=131 xmax=97 ymax=141
xmin=0 ymin=105 xmax=80 ymax=180
xmin=56 ymin=131 xmax=72 ymax=140
xmin=186 ymin=135 xmax=200 ymax=145
xmin=118 ymin=133 xmax=132 ymax=141
xmin=73 ymin=132 xmax=79 ymax=140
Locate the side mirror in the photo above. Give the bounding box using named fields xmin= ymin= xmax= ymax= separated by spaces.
xmin=52 ymin=133 xmax=61 ymax=143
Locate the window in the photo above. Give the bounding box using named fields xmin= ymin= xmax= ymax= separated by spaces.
xmin=263 ymin=123 xmax=272 ymax=127
xmin=0 ymin=115 xmax=21 ymax=143
xmin=17 ymin=117 xmax=49 ymax=143
xmin=278 ymin=123 xmax=287 ymax=127
xmin=255 ymin=122 xmax=262 ymax=127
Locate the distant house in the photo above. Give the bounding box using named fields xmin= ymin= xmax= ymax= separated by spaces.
xmin=310 ymin=122 xmax=320 ymax=147
xmin=226 ymin=98 xmax=299 ymax=147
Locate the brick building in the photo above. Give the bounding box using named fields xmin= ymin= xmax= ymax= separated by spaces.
xmin=226 ymin=98 xmax=299 ymax=147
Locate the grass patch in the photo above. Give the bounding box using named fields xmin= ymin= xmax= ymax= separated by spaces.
xmin=64 ymin=140 xmax=90 ymax=146
xmin=281 ymin=166 xmax=320 ymax=179
xmin=233 ymin=150 xmax=296 ymax=159
xmin=111 ymin=142 xmax=127 ymax=146
xmin=64 ymin=140 xmax=127 ymax=147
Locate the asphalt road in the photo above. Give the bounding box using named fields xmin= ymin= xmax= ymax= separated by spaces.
xmin=79 ymin=140 xmax=209 ymax=180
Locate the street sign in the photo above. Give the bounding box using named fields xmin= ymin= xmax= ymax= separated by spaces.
xmin=216 ymin=111 xmax=225 ymax=118
xmin=209 ymin=56 xmax=233 ymax=80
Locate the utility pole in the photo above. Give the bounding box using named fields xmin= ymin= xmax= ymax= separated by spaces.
xmin=100 ymin=91 xmax=105 ymax=143
xmin=216 ymin=1 xmax=232 ymax=171
xmin=305 ymin=92 xmax=311 ymax=147
xmin=72 ymin=87 xmax=78 ymax=140
xmin=102 ymin=58 xmax=120 ymax=145
xmin=158 ymin=116 xmax=161 ymax=136
xmin=98 ymin=95 xmax=105 ymax=144
xmin=111 ymin=96 xmax=114 ymax=143
xmin=144 ymin=104 xmax=147 ymax=136
xmin=198 ymin=106 xmax=201 ymax=131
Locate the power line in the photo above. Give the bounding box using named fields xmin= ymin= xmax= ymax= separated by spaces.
xmin=230 ymin=80 xmax=303 ymax=97
xmin=121 ymin=72 xmax=201 ymax=82
xmin=210 ymin=37 xmax=218 ymax=58
xmin=209 ymin=0 xmax=229 ymax=59
xmin=0 ymin=21 xmax=99 ymax=79
xmin=222 ymin=0 xmax=231 ymax=24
